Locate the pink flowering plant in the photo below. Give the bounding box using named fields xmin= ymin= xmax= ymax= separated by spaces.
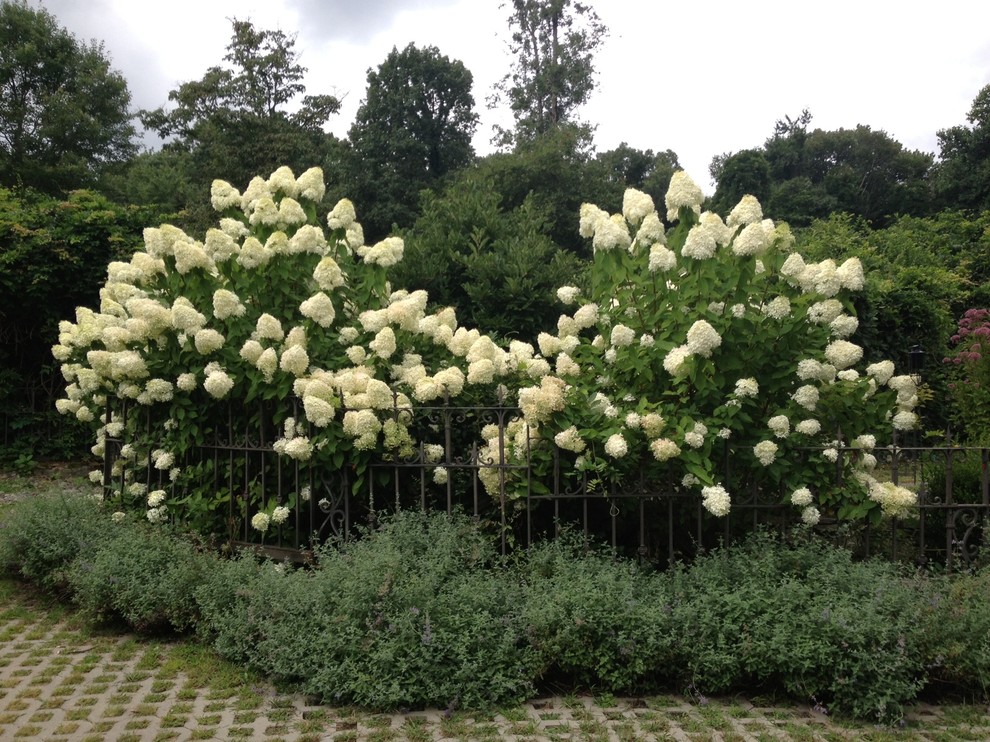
xmin=944 ymin=308 xmax=990 ymax=441
xmin=482 ymin=172 xmax=921 ymax=523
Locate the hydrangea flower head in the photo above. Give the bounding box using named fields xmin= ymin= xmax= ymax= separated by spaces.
xmin=665 ymin=171 xmax=704 ymax=222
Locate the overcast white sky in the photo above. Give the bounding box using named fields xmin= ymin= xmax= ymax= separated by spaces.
xmin=29 ymin=0 xmax=990 ymax=192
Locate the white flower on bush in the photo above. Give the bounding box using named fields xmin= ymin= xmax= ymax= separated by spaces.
xmin=734 ymin=378 xmax=759 ymax=398
xmin=801 ymin=506 xmax=821 ymax=526
xmin=727 ymin=194 xmax=763 ymax=228
xmin=650 ymin=438 xmax=680 ymax=461
xmin=792 ymin=385 xmax=819 ymax=411
xmin=279 ymin=345 xmax=309 ymax=376
xmin=147 ymin=489 xmax=167 ymax=508
xmin=579 ymin=203 xmax=609 ymax=238
xmin=604 ymin=433 xmax=628 ymax=458
xmin=194 ymin=328 xmax=225 ymax=355
xmin=592 ymin=214 xmax=632 ymax=252
xmin=271 ymin=506 xmax=290 ymax=525
xmin=754 ymin=440 xmax=778 ymax=466
xmin=768 ymin=415 xmax=790 ymax=439
xmin=853 ymin=434 xmax=876 ymax=450
xmin=663 ymin=345 xmax=692 ymax=376
xmin=300 ymin=292 xmax=336 ymax=327
xmin=610 ymin=324 xmax=636 ymax=347
xmin=762 ymin=296 xmax=791 ymax=320
xmin=359 ymin=236 xmax=404 ymax=266
xmin=256 ymin=348 xmax=278 ymax=382
xmin=557 ymin=285 xmax=580 ymax=304
xmin=790 ymin=486 xmax=813 ymax=506
xmin=251 ymin=512 xmax=270 ymax=533
xmin=665 ymin=171 xmax=704 ymax=221
xmin=327 ymin=198 xmax=356 ymax=230
xmin=297 ymin=167 xmax=325 ymax=202
xmin=830 ymin=315 xmax=859 ymax=339
xmin=147 ymin=506 xmax=168 ymax=525
xmin=867 ymin=479 xmax=917 ymax=518
xmin=824 ymin=340 xmax=863 ymax=370
xmin=684 ymin=422 xmax=707 ymax=449
xmin=554 ymin=426 xmax=586 ymax=453
xmin=641 ymin=413 xmax=665 ymax=438
xmin=554 ymin=353 xmax=580 ymax=377
xmin=686 ymin=320 xmax=721 ymax=357
xmin=573 ymin=303 xmax=598 ymax=329
xmin=681 ymin=225 xmax=716 ymax=260
xmin=468 ymin=359 xmax=498 ymax=384
xmin=892 ymin=410 xmax=918 ymax=430
xmin=648 ymin=244 xmax=676 ymax=272
xmin=794 ymin=418 xmax=821 ymax=436
xmin=152 ymin=449 xmax=174 ymax=470
xmin=836 ymin=257 xmax=865 ymax=291
xmin=621 ymin=188 xmax=654 ymax=227
xmin=211 ymin=180 xmax=241 ymax=211
xmin=731 ymin=222 xmax=769 ymax=257
xmin=701 ymin=484 xmax=731 ymax=517
xmin=255 ymin=314 xmax=284 ymax=343
xmin=635 ymin=212 xmax=665 ymax=247
xmin=866 ymin=360 xmax=895 ymax=386
xmin=433 ymin=466 xmax=449 ymax=485
xmin=203 ymin=367 xmax=234 ymax=399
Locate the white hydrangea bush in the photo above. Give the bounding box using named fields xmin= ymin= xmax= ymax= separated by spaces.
xmin=53 ymin=165 xmax=919 ymax=532
xmin=53 ymin=167 xmax=525 ymax=532
xmin=482 ymin=172 xmax=919 ymax=523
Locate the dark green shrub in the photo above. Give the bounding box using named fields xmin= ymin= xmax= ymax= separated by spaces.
xmin=922 ymin=568 xmax=990 ymax=699
xmin=516 ymin=535 xmax=677 ymax=692
xmin=922 ymin=448 xmax=987 ymax=505
xmin=0 ymin=492 xmax=111 ymax=595
xmin=68 ymin=521 xmax=208 ymax=633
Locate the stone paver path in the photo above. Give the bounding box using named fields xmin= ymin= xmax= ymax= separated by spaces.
xmin=3 ymin=591 xmax=990 ymax=742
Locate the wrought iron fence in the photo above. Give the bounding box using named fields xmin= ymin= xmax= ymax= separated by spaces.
xmin=101 ymin=396 xmax=989 ymax=571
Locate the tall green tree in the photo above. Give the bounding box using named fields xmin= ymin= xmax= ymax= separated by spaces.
xmin=140 ymin=18 xmax=339 ymax=223
xmin=708 ymin=149 xmax=771 ymax=215
xmin=934 ymin=84 xmax=990 ymax=212
xmin=712 ymin=110 xmax=934 ymax=226
xmin=393 ymin=170 xmax=585 ymax=340
xmin=490 ymin=0 xmax=606 ymax=147
xmin=0 ymin=0 xmax=136 ymax=193
xmin=346 ymin=43 xmax=478 ymax=241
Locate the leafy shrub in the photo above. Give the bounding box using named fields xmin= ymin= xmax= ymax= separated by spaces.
xmin=921 ymin=567 xmax=990 ymax=699
xmin=516 ymin=535 xmax=676 ymax=691
xmin=669 ymin=532 xmax=927 ymax=722
xmin=922 ymin=447 xmax=987 ymax=505
xmin=52 ymin=167 xmax=919 ymax=545
xmin=199 ymin=511 xmax=537 ymax=710
xmin=67 ymin=520 xmax=208 ymax=633
xmin=0 ymin=492 xmax=111 ymax=595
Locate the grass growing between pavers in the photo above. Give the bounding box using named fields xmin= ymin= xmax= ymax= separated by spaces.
xmin=2 ymin=577 xmax=990 ymax=741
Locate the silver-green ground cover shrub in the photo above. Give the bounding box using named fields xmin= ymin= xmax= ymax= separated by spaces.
xmin=669 ymin=532 xmax=927 ymax=722
xmin=198 ymin=511 xmax=538 ymax=710
xmin=8 ymin=493 xmax=990 ymax=721
xmin=515 ymin=535 xmax=677 ymax=692
xmin=67 ymin=520 xmax=208 ymax=633
xmin=0 ymin=492 xmax=111 ymax=595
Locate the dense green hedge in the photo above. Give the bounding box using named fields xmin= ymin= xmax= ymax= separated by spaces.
xmin=2 ymin=492 xmax=989 ymax=723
